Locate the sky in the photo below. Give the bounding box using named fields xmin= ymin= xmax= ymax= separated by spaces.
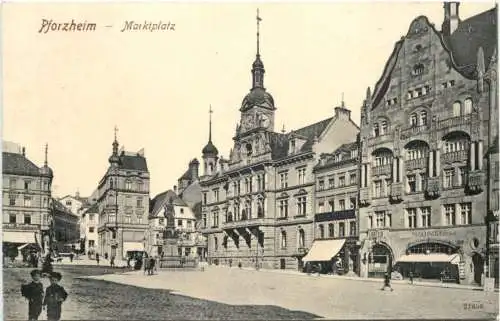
xmin=2 ymin=1 xmax=495 ymax=198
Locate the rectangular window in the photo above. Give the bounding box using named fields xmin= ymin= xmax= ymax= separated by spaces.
xmin=89 ymin=214 xmax=95 ymax=222
xmin=297 ymin=168 xmax=306 ymax=185
xmin=159 ymin=218 xmax=165 ymax=225
xmin=339 ymin=222 xmax=345 ymax=237
xmin=375 ymin=211 xmax=385 ymax=228
xmin=407 ymin=175 xmax=416 ymax=193
xmin=385 ymin=212 xmax=392 ymax=227
xmin=9 ymin=214 xmax=16 ymax=223
xmin=124 ymin=216 xmax=131 ymax=223
xmin=203 ymin=192 xmax=207 ymax=205
xmin=24 ymin=180 xmax=30 ymax=190
xmin=349 ymin=221 xmax=356 ymax=236
xmin=421 ymin=207 xmax=431 ymax=227
xmin=9 ymin=179 xmax=16 ymax=189
xmin=24 ymin=196 xmax=31 ymax=207
xmin=420 ymin=173 xmax=427 ymax=192
xmin=349 ymin=197 xmax=356 ymax=209
xmin=89 ymin=240 xmax=95 ymax=247
xmin=407 ymin=208 xmax=417 ymax=228
xmin=444 ymin=204 xmax=456 ymax=226
xmin=279 ymin=199 xmax=289 ymax=218
xmin=318 ymin=178 xmax=325 ymax=191
xmin=374 ymin=180 xmax=382 ymax=198
xmin=339 ymin=176 xmax=346 ymax=187
xmin=349 ymin=173 xmax=357 ymax=185
xmin=328 ymin=176 xmax=335 ymax=189
xmin=89 ymin=227 xmax=95 ymax=233
xmin=9 ymin=195 xmax=15 ymax=206
xmin=136 ymin=198 xmax=143 ymax=207
xmin=280 ymin=172 xmax=288 ymax=189
xmin=318 ymin=201 xmax=325 ymax=213
xmin=368 ymin=215 xmax=373 ymax=229
xmin=297 ymin=197 xmax=307 ymax=216
xmin=24 ymin=214 xmax=31 ymax=224
xmin=460 ymin=203 xmax=472 ymax=225
xmin=339 ymin=199 xmax=346 ymax=211
xmin=66 ymin=200 xmax=72 ymax=206
xmin=443 ymin=169 xmax=454 ymax=188
xmin=202 ymin=213 xmax=207 ymax=228
xmin=214 ymin=189 xmax=219 ymax=202
xmin=328 ymin=223 xmax=334 ymax=237
xmin=328 ymin=199 xmax=335 ymax=212
xmin=460 ymin=167 xmax=468 ymax=187
xmin=177 ymin=219 xmax=183 ymax=227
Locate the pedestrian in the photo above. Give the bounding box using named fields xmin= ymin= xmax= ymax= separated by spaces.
xmin=127 ymin=256 xmax=131 ymax=268
xmin=41 ymin=253 xmax=53 ymax=277
xmin=409 ymin=270 xmax=414 ymax=284
xmin=380 ymin=272 xmax=394 ymax=291
xmin=69 ymin=253 xmax=74 ymax=263
xmin=95 ymin=253 xmax=100 ymax=265
xmin=110 ymin=256 xmax=115 ymax=268
xmin=21 ymin=269 xmax=44 ymax=321
xmin=43 ymin=272 xmax=68 ymax=321
xmin=104 ymin=252 xmax=108 ymax=260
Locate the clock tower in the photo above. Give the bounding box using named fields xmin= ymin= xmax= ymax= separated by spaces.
xmin=238 ymin=9 xmax=276 ymax=135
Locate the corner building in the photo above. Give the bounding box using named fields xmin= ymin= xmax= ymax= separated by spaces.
xmin=200 ymin=15 xmax=359 ymax=270
xmin=358 ymin=3 xmax=497 ymax=285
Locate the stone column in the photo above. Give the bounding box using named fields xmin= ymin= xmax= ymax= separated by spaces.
xmin=455 ymin=203 xmax=461 ymax=225
xmin=478 ymin=140 xmax=483 ymax=170
xmin=435 ymin=150 xmax=441 ymax=175
xmin=399 ymin=157 xmax=404 ymax=183
xmin=470 ymin=142 xmax=476 ymax=171
xmin=366 ymin=165 xmax=371 ymax=188
xmin=392 ymin=158 xmax=398 ymax=182
xmin=429 ymin=150 xmax=434 ymax=177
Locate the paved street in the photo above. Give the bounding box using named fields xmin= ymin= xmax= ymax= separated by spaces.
xmin=3 ymin=266 xmax=317 ymax=320
xmin=86 ymin=266 xmax=499 ymax=320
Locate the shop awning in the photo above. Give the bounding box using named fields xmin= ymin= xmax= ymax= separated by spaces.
xmin=302 ymin=239 xmax=346 ymax=262
xmin=123 ymin=242 xmax=144 ymax=253
xmin=3 ymin=231 xmax=36 ymax=244
xmin=397 ymin=253 xmax=460 ymax=264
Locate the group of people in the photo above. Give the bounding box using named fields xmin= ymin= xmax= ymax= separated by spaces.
xmin=21 ymin=269 xmax=68 ymax=321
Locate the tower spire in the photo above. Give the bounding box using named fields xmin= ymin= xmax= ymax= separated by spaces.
xmin=209 ymin=105 xmax=213 ymax=142
xmin=257 ymin=8 xmax=261 ymax=57
xmin=341 ymin=92 xmax=345 ymax=107
xmin=44 ymin=143 xmax=48 ymax=166
xmin=113 ymin=126 xmax=119 ymax=155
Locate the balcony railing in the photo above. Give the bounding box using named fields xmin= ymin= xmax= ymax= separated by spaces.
xmin=223 ymin=217 xmax=273 ymax=229
xmin=426 ymin=177 xmax=441 ymax=198
xmin=368 ymin=134 xmax=393 ymax=146
xmin=389 ymin=182 xmax=404 ymax=202
xmin=442 ymin=150 xmax=468 ymax=163
xmin=400 ymin=125 xmax=430 ymax=139
xmin=405 ymin=158 xmax=427 ymax=170
xmin=372 ymin=164 xmax=392 ymax=176
xmin=437 ymin=114 xmax=472 ymax=130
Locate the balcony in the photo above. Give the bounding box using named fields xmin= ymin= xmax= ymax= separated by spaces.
xmin=442 ymin=150 xmax=468 ymax=164
xmin=389 ymin=182 xmax=404 ymax=202
xmin=359 ymin=187 xmax=371 ymax=206
xmin=467 ymin=171 xmax=484 ymax=194
xmin=437 ymin=114 xmax=474 ymax=135
xmin=223 ymin=217 xmax=274 ymax=230
xmin=367 ymin=134 xmax=393 ymax=147
xmin=372 ymin=164 xmax=392 ymax=177
xmin=400 ymin=125 xmax=430 ymax=140
xmin=425 ymin=177 xmax=441 ymax=198
xmin=405 ymin=158 xmax=427 ymax=171
xmin=315 ymin=209 xmax=356 ymax=222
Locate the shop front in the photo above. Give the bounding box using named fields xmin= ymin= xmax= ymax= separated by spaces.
xmin=302 ymin=238 xmax=358 ymax=275
xmin=360 ymin=225 xmax=486 ymax=284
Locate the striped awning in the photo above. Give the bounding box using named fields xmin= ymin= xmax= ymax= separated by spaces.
xmin=302 ymin=239 xmax=346 ymax=262
xmin=3 ymin=231 xmax=36 ymax=244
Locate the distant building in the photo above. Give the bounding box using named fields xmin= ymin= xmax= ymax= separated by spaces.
xmin=306 ymin=141 xmax=360 ymax=275
xmin=357 ymin=3 xmax=497 ymax=285
xmin=80 ymin=202 xmax=99 ymax=256
xmin=58 ymin=192 xmax=88 ymax=217
xmin=96 ymin=130 xmax=150 ymax=261
xmin=51 ymin=198 xmax=80 ymax=252
xmin=148 ymin=189 xmax=198 ymax=258
xmin=2 ymin=142 xmax=53 ymax=257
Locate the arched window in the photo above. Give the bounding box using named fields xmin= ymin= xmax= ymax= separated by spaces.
xmin=209 ymin=163 xmax=214 ymax=173
xmin=328 ymin=223 xmax=334 ymax=237
xmin=137 ymin=180 xmax=144 ymax=192
xmin=412 ymin=64 xmax=424 ymax=76
xmin=420 ymin=111 xmax=427 ymax=125
xmin=125 ymin=180 xmax=132 ymax=190
xmin=298 ymin=229 xmax=305 ymax=248
xmin=464 ymin=98 xmax=473 ymax=114
xmin=453 ymin=102 xmax=461 ymax=117
xmin=373 ymin=123 xmax=380 ymax=137
xmin=380 ymin=121 xmax=388 ymax=135
xmin=410 ymin=113 xmax=418 ymax=126
xmin=281 ymin=231 xmax=287 ymax=248
xmin=257 ymin=200 xmax=264 ymax=218
xmin=319 ymin=224 xmax=325 ymax=239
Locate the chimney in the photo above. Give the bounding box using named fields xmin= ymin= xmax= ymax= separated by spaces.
xmin=173 ymin=185 xmax=177 ymax=194
xmin=442 ymin=2 xmax=460 ymax=36
xmin=335 ymin=105 xmax=351 ymax=121
xmin=22 ymin=147 xmax=26 ymax=157
xmin=137 ymin=148 xmax=145 ymax=157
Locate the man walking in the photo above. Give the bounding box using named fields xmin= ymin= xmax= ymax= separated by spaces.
xmin=380 ymin=272 xmax=394 ymax=291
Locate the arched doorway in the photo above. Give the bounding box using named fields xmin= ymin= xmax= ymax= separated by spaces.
xmin=368 ymin=243 xmax=393 ymax=278
xmin=472 ymin=253 xmax=484 ymax=285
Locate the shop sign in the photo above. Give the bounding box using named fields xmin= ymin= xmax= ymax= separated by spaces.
xmin=411 ymin=230 xmax=456 ymax=238
xmin=3 ymin=223 xmax=38 ymax=230
xmin=368 ymin=229 xmax=388 ymax=240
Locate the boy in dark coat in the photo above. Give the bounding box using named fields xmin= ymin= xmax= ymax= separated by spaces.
xmin=21 ymin=269 xmax=44 ymax=321
xmin=380 ymin=272 xmax=394 ymax=291
xmin=43 ymin=272 xmax=68 ymax=321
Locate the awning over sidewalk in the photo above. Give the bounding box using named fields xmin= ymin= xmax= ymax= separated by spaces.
xmin=3 ymin=231 xmax=36 ymax=244
xmin=397 ymin=253 xmax=460 ymax=264
xmin=123 ymin=242 xmax=144 ymax=253
xmin=302 ymin=239 xmax=346 ymax=262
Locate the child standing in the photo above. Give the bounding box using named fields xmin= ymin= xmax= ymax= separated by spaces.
xmin=21 ymin=269 xmax=44 ymax=321
xmin=43 ymin=272 xmax=68 ymax=321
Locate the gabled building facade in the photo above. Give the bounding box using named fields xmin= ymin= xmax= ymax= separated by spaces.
xmin=96 ymin=131 xmax=150 ymax=261
xmin=199 ymin=13 xmax=359 ymax=270
xmin=2 ymin=142 xmax=53 ymax=257
xmin=358 ymin=3 xmax=497 ymax=285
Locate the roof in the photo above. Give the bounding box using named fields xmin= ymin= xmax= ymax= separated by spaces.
xmin=2 ymin=152 xmax=41 ymax=176
xmin=444 ymin=7 xmax=497 ymax=78
xmin=119 ymin=153 xmax=148 ymax=172
xmin=334 ymin=142 xmax=359 ymax=154
xmin=52 ymin=199 xmax=78 ymax=218
xmin=85 ymin=203 xmax=99 ymax=213
xmin=315 ymin=141 xmax=359 ymax=170
xmin=202 ymin=140 xmax=219 ymax=156
xmin=149 ymin=190 xmax=187 ymax=218
xmin=179 ymin=181 xmax=202 ymax=210
xmin=268 ymin=117 xmax=333 ymax=161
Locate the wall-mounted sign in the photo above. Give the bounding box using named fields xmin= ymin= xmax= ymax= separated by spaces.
xmin=3 ymin=223 xmax=38 ymax=230
xmin=412 ymin=230 xmax=456 ymax=238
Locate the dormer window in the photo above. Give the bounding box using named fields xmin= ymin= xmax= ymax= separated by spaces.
xmin=380 ymin=121 xmax=388 ymax=135
xmin=412 ymin=64 xmax=425 ymax=76
xmin=290 ymin=139 xmax=295 ymax=152
xmin=246 ymin=143 xmax=253 ymax=157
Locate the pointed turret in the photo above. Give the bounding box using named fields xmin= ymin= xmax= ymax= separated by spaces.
xmin=108 ymin=126 xmax=120 ymax=166
xmin=202 ymin=106 xmax=219 ymax=176
xmin=40 ymin=143 xmax=53 ymax=178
